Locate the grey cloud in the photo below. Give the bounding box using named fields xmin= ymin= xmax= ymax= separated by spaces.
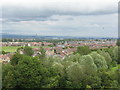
xmin=2 ymin=2 xmax=117 ymax=21
xmin=1 ymin=0 xmax=118 ymax=37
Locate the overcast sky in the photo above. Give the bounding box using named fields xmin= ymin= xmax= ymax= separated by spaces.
xmin=1 ymin=0 xmax=119 ymax=37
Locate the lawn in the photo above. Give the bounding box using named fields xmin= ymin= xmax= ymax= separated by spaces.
xmin=2 ymin=46 xmax=21 ymax=52
xmin=2 ymin=46 xmax=50 ymax=52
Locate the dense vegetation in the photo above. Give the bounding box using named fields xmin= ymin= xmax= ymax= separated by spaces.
xmin=2 ymin=46 xmax=119 ymax=89
xmin=2 ymin=38 xmax=79 ymax=42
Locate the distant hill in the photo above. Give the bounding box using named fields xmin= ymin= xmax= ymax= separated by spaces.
xmin=1 ymin=33 xmax=117 ymax=40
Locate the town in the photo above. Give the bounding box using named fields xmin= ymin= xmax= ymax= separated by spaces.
xmin=0 ymin=38 xmax=117 ymax=64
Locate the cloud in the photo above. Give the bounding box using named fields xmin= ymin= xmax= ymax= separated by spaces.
xmin=2 ymin=0 xmax=118 ymax=20
xmin=2 ymin=14 xmax=118 ymax=37
xmin=1 ymin=0 xmax=118 ymax=37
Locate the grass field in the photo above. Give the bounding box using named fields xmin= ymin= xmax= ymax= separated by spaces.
xmin=2 ymin=46 xmax=50 ymax=52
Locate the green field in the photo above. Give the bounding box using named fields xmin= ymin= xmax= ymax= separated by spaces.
xmin=2 ymin=46 xmax=50 ymax=52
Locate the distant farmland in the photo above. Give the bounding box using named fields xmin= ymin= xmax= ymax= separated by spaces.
xmin=2 ymin=46 xmax=50 ymax=52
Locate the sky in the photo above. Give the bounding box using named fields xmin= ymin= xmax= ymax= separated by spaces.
xmin=1 ymin=0 xmax=119 ymax=37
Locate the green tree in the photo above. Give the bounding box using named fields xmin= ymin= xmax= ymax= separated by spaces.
xmin=79 ymin=55 xmax=97 ymax=74
xmin=2 ymin=51 xmax=7 ymax=54
xmin=41 ymin=42 xmax=44 ymax=46
xmin=53 ymin=43 xmax=56 ymax=46
xmin=3 ymin=55 xmax=60 ymax=88
xmin=98 ymin=50 xmax=112 ymax=67
xmin=90 ymin=52 xmax=108 ymax=69
xmin=116 ymin=40 xmax=120 ymax=46
xmin=98 ymin=70 xmax=118 ymax=88
xmin=24 ymin=46 xmax=34 ymax=56
xmin=113 ymin=46 xmax=120 ymax=64
xmin=10 ymin=53 xmax=23 ymax=66
xmin=52 ymin=62 xmax=64 ymax=76
xmin=76 ymin=46 xmax=91 ymax=55
xmin=65 ymin=53 xmax=81 ymax=62
xmin=17 ymin=47 xmax=23 ymax=53
xmin=2 ymin=64 xmax=16 ymax=88
xmin=83 ymin=75 xmax=101 ymax=88
xmin=66 ymin=62 xmax=83 ymax=88
xmin=16 ymin=56 xmax=58 ymax=88
xmin=38 ymin=47 xmax=46 ymax=59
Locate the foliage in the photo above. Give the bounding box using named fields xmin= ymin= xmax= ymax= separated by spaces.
xmin=98 ymin=50 xmax=112 ymax=67
xmin=10 ymin=53 xmax=23 ymax=66
xmin=98 ymin=69 xmax=118 ymax=88
xmin=79 ymin=55 xmax=97 ymax=74
xmin=66 ymin=63 xmax=84 ymax=85
xmin=116 ymin=40 xmax=120 ymax=46
xmin=2 ymin=51 xmax=7 ymax=54
xmin=2 ymin=38 xmax=12 ymax=42
xmin=113 ymin=46 xmax=120 ymax=64
xmin=2 ymin=46 xmax=119 ymax=89
xmin=65 ymin=53 xmax=81 ymax=62
xmin=17 ymin=47 xmax=23 ymax=52
xmin=2 ymin=64 xmax=16 ymax=88
xmin=90 ymin=52 xmax=108 ymax=69
xmin=76 ymin=46 xmax=91 ymax=55
xmin=38 ymin=47 xmax=46 ymax=59
xmin=24 ymin=46 xmax=34 ymax=56
xmin=3 ymin=55 xmax=60 ymax=88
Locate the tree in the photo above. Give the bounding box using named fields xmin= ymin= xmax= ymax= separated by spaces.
xmin=116 ymin=40 xmax=120 ymax=46
xmin=41 ymin=42 xmax=44 ymax=46
xmin=83 ymin=75 xmax=101 ymax=88
xmin=24 ymin=46 xmax=34 ymax=56
xmin=65 ymin=53 xmax=81 ymax=62
xmin=113 ymin=46 xmax=120 ymax=64
xmin=90 ymin=52 xmax=108 ymax=69
xmin=3 ymin=44 xmax=119 ymax=89
xmin=76 ymin=46 xmax=91 ymax=55
xmin=98 ymin=69 xmax=118 ymax=88
xmin=98 ymin=50 xmax=112 ymax=67
xmin=52 ymin=62 xmax=64 ymax=76
xmin=61 ymin=60 xmax=75 ymax=69
xmin=10 ymin=53 xmax=23 ymax=66
xmin=3 ymin=55 xmax=60 ymax=88
xmin=2 ymin=64 xmax=16 ymax=88
xmin=53 ymin=43 xmax=56 ymax=46
xmin=54 ymin=49 xmax=57 ymax=54
xmin=2 ymin=51 xmax=7 ymax=54
xmin=79 ymin=55 xmax=97 ymax=74
xmin=38 ymin=47 xmax=46 ymax=59
xmin=17 ymin=47 xmax=23 ymax=53
xmin=66 ymin=62 xmax=83 ymax=88
xmin=103 ymin=48 xmax=114 ymax=60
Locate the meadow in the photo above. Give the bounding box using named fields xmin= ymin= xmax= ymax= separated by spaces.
xmin=2 ymin=46 xmax=50 ymax=52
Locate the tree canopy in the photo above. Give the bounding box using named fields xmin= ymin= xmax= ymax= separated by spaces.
xmin=2 ymin=46 xmax=119 ymax=89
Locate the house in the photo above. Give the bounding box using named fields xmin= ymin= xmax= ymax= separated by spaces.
xmin=46 ymin=50 xmax=54 ymax=56
xmin=0 ymin=54 xmax=10 ymax=64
